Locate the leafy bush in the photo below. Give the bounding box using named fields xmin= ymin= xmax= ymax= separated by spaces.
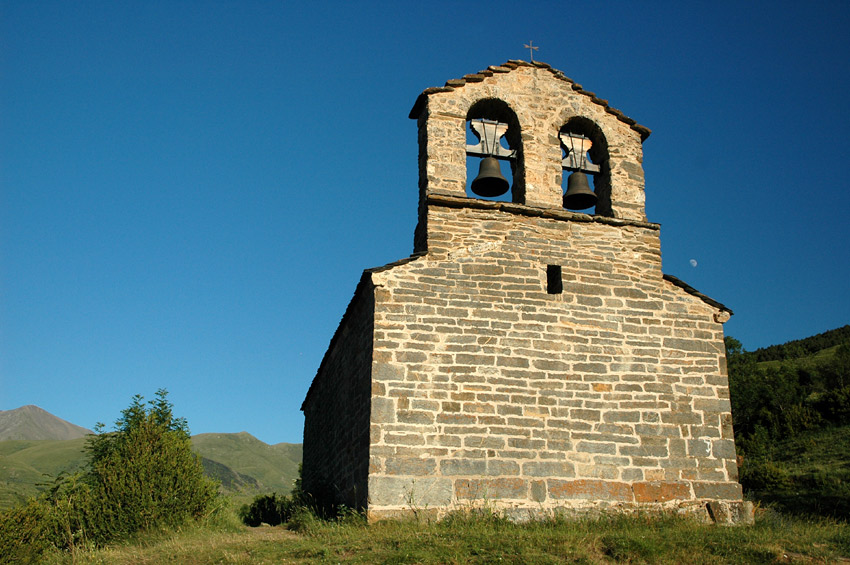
xmin=239 ymin=492 xmax=296 ymax=527
xmin=0 ymin=499 xmax=52 ymax=564
xmin=0 ymin=390 xmax=221 ymax=561
xmin=739 ymin=458 xmax=790 ymax=492
xmin=814 ymin=386 xmax=850 ymax=423
xmin=239 ymin=464 xmax=310 ymax=527
xmin=80 ymin=390 xmax=220 ymax=541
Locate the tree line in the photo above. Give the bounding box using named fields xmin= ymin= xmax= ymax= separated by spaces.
xmin=743 ymin=324 xmax=850 ymax=364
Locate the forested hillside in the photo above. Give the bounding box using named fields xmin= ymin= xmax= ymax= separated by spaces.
xmin=746 ymin=325 xmax=850 ymax=363
xmin=726 ymin=325 xmax=850 ymax=517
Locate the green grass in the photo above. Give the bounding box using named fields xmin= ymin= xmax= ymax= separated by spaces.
xmin=33 ymin=510 xmax=850 ymax=564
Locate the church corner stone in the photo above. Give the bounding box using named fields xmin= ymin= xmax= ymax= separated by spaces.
xmin=300 ymin=61 xmax=750 ymax=525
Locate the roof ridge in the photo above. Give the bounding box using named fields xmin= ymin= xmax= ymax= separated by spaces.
xmin=409 ymin=60 xmax=651 ymax=141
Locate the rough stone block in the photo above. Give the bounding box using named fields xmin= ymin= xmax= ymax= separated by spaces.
xmin=573 ymin=363 xmax=608 ymax=374
xmin=632 ymin=481 xmax=691 ymax=503
xmin=693 ymin=481 xmax=743 ymax=500
xmin=368 ymin=476 xmax=453 ymax=507
xmin=571 ymin=408 xmax=601 ymax=422
xmin=530 ymin=480 xmax=547 ymax=502
xmin=371 ymin=397 xmax=396 ymax=423
xmin=373 ymin=363 xmax=405 ymax=382
xmin=577 ymin=441 xmax=617 ymax=455
xmin=548 ymin=479 xmax=633 ymax=502
xmin=603 ymin=410 xmax=641 ymax=423
xmin=398 ymin=410 xmax=435 ymax=425
xmin=522 ymin=461 xmax=576 ymax=478
xmin=663 ymin=337 xmax=720 ymax=354
xmin=687 ymin=439 xmax=711 ymax=457
xmin=385 ymin=457 xmax=437 ymax=476
xmin=385 ymin=433 xmax=425 ymax=446
xmin=711 ymin=439 xmax=736 ymax=459
xmin=694 ymin=398 xmax=732 ymax=413
xmin=455 ymin=478 xmax=528 ymax=500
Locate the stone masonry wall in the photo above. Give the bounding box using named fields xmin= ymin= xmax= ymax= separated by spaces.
xmin=301 ymin=276 xmax=374 ymax=509
xmin=366 ymin=199 xmax=740 ymax=519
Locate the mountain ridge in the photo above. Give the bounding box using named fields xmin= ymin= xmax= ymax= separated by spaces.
xmin=0 ymin=405 xmax=93 ymax=441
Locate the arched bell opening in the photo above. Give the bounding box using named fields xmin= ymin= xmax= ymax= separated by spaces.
xmin=465 ymin=99 xmax=523 ymax=203
xmin=559 ymin=118 xmax=612 ymax=217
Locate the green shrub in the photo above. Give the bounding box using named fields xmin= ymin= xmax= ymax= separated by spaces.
xmin=239 ymin=492 xmax=296 ymax=527
xmin=0 ymin=499 xmax=52 ymax=564
xmin=814 ymin=386 xmax=850 ymax=423
xmin=238 ymin=464 xmax=357 ymax=529
xmin=79 ymin=392 xmax=220 ymax=542
xmin=740 ymin=458 xmax=790 ymax=492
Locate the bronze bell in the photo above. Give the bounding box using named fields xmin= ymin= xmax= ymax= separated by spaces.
xmin=563 ymin=171 xmax=597 ymax=210
xmin=471 ymin=156 xmax=510 ymax=197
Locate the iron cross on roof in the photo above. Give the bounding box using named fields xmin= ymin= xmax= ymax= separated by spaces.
xmin=524 ymin=41 xmax=539 ymax=62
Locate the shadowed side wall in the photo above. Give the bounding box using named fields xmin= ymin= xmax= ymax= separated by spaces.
xmin=301 ymin=277 xmax=375 ymax=510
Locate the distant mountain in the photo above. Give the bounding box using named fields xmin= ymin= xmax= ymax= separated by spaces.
xmin=0 ymin=405 xmax=92 ymax=441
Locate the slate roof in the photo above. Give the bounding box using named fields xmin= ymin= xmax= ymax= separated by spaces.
xmin=663 ymin=273 xmax=733 ymax=314
xmin=408 ymin=60 xmax=652 ymax=142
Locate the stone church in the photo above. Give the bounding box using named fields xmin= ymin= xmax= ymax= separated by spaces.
xmin=301 ymin=60 xmax=750 ymax=523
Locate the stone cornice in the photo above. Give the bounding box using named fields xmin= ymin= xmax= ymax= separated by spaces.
xmin=409 ymin=60 xmax=652 ymax=142
xmin=426 ymin=193 xmax=661 ymax=231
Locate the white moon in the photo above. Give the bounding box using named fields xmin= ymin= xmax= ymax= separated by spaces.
xmin=689 ymin=259 xmax=698 ymax=267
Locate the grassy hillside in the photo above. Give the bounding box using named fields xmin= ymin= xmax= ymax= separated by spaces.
xmin=0 ymin=432 xmax=302 ymax=511
xmin=749 ymin=324 xmax=850 ymax=363
xmin=199 ymin=456 xmax=260 ymax=492
xmin=191 ymin=432 xmax=302 ymax=502
xmin=0 ymin=438 xmax=88 ymax=509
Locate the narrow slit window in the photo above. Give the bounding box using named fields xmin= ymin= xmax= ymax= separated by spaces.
xmin=547 ymin=265 xmax=563 ymax=294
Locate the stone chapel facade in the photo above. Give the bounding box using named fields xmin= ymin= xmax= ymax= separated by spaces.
xmin=301 ymin=61 xmax=750 ymax=523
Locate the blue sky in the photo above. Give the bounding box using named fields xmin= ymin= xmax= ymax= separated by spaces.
xmin=3 ymin=1 xmax=849 ymax=445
